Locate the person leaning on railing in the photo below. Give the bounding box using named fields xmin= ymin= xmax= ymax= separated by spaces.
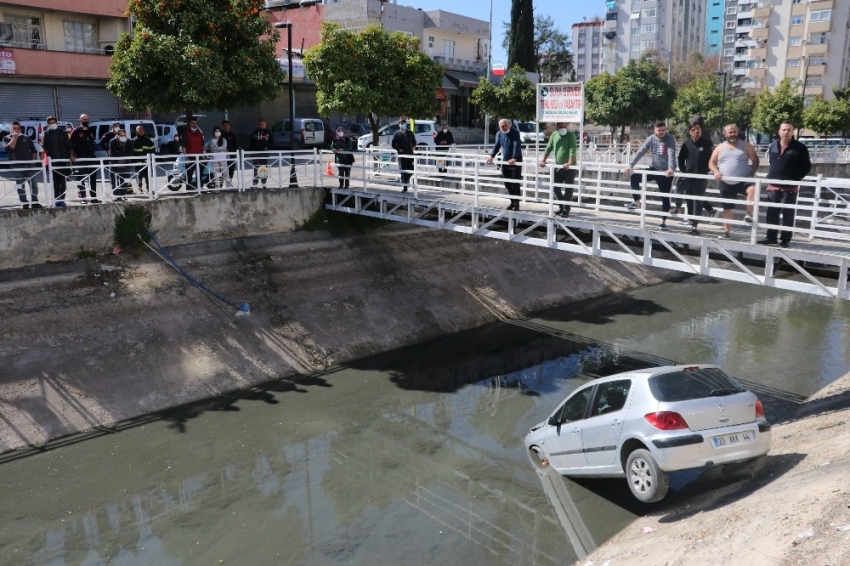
xmin=3 ymin=121 xmax=41 ymax=209
xmin=623 ymin=122 xmax=677 ymax=230
xmin=539 ymin=122 xmax=577 ymax=218
xmin=42 ymin=116 xmax=73 ymax=206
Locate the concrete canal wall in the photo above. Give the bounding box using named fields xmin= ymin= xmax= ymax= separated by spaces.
xmin=0 ymin=197 xmax=680 ymax=454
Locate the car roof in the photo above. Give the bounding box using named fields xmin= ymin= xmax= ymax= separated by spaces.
xmin=588 ymin=364 xmax=721 ymax=383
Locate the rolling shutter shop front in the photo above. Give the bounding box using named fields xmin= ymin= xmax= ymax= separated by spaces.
xmin=0 ymin=84 xmax=56 ymax=120
xmin=57 ymin=86 xmax=120 ymax=122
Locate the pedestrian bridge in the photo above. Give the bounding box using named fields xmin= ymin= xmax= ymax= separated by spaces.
xmin=326 ymin=148 xmax=850 ymax=301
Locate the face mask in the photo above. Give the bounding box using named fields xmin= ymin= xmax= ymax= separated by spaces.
xmin=337 ymin=130 xmax=344 ymax=136
xmin=399 ymin=124 xmax=407 ymax=130
xmin=558 ymin=128 xmax=567 ymax=136
xmin=81 ymin=122 xmax=89 ymax=128
xmin=49 ymin=124 xmax=58 ymax=130
xmin=118 ymin=136 xmax=127 ymax=142
xmin=113 ymin=127 xmax=120 ymax=133
xmin=442 ymin=128 xmax=447 ymax=133
xmin=214 ymin=132 xmax=221 ymax=138
xmin=191 ymin=126 xmax=198 ymax=131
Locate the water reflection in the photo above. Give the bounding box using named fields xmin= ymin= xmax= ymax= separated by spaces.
xmin=0 ymin=280 xmax=847 ymax=565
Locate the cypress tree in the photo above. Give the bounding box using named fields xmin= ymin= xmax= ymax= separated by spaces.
xmin=507 ymin=0 xmax=536 ymax=73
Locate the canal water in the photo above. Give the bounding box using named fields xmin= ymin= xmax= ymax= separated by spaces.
xmin=1 ymin=278 xmax=848 ymax=566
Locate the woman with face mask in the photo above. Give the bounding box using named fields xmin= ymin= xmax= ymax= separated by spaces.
xmin=206 ymin=127 xmax=233 ymax=188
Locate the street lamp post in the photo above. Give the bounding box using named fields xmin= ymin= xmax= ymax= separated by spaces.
xmin=274 ymin=21 xmax=298 ymax=187
xmin=716 ymin=71 xmax=728 ymax=137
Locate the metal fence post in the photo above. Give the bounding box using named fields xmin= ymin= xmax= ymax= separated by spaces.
xmin=809 ymin=174 xmax=823 ymax=240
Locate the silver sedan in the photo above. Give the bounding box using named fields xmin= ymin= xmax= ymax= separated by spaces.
xmin=524 ymin=365 xmax=772 ymax=503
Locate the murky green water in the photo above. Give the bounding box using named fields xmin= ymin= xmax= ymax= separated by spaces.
xmin=1 ymin=278 xmax=847 ymax=565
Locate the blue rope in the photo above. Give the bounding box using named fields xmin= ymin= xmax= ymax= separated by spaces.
xmin=145 ymin=229 xmax=250 ymax=314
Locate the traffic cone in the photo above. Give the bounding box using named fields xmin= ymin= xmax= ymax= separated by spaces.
xmin=326 ymin=160 xmax=333 ymax=176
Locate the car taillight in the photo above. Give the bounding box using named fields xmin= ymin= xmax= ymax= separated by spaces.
xmin=645 ymin=411 xmax=689 ymax=430
xmin=755 ymin=398 xmax=764 ymax=418
xmin=300 ymin=128 xmax=305 ymax=139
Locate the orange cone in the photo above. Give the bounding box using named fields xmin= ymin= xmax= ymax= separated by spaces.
xmin=326 ymin=160 xmax=333 ymax=176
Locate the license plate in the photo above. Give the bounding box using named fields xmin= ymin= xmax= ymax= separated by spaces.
xmin=711 ymin=431 xmax=754 ymax=448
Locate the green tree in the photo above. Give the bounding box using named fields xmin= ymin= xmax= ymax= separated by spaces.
xmin=616 ymin=59 xmax=676 ymax=125
xmin=535 ymin=15 xmax=574 ymax=82
xmin=469 ymin=64 xmax=536 ymax=122
xmin=802 ymin=96 xmax=850 ymax=137
xmin=727 ymin=89 xmax=758 ymax=134
xmin=751 ymin=78 xmax=804 ymax=138
xmin=584 ymin=73 xmax=629 ymax=140
xmin=507 ymin=0 xmax=535 ymax=72
xmin=672 ymin=75 xmax=724 ymax=132
xmin=108 ymin=0 xmax=285 ymax=116
xmin=303 ymin=23 xmax=443 ymax=140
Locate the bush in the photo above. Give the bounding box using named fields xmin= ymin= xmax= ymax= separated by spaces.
xmin=114 ymin=205 xmax=152 ymax=250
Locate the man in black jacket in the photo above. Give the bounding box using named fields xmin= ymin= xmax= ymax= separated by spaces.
xmin=42 ymin=116 xmax=73 ymax=204
xmin=3 ymin=121 xmax=41 ymax=208
xmin=486 ymin=118 xmax=524 ymax=210
xmin=434 ymin=124 xmax=455 ymax=173
xmin=677 ymin=119 xmax=714 ymax=234
xmin=759 ymin=120 xmax=811 ymax=248
xmin=249 ymin=119 xmax=272 ymax=188
xmin=391 ymin=118 xmax=416 ymax=193
xmin=69 ymin=114 xmax=99 ymax=202
xmin=132 ymin=125 xmax=156 ymax=192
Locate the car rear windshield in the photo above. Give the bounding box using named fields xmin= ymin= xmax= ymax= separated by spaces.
xmin=516 ymin=122 xmax=536 ymax=132
xmin=648 ymin=368 xmax=745 ymax=402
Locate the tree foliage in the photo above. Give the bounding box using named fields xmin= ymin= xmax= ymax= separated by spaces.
xmin=303 ymin=23 xmax=443 ymax=137
xmin=584 ymin=73 xmax=628 ymax=138
xmin=751 ymin=78 xmax=804 ymax=136
xmin=108 ymin=0 xmax=285 ymax=115
xmin=469 ymin=65 xmax=536 ymax=122
xmin=727 ymin=89 xmax=758 ymax=134
xmin=670 ymin=51 xmax=723 ymax=89
xmin=503 ymin=15 xmax=574 ymax=82
xmin=802 ymin=96 xmax=850 ymax=137
xmin=672 ymin=75 xmax=724 ymax=132
xmin=507 ymin=0 xmax=536 ymax=73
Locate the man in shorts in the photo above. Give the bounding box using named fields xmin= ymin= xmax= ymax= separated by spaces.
xmin=708 ymin=124 xmax=760 ymax=238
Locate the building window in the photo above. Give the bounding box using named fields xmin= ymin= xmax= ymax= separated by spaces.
xmin=631 ymin=42 xmax=640 ymax=52
xmin=789 ymin=36 xmax=802 ymax=46
xmin=442 ymin=39 xmax=455 ymax=59
xmin=805 ymin=77 xmax=822 ymax=87
xmin=631 ymin=26 xmax=640 ymax=36
xmin=63 ymin=21 xmax=97 ymax=53
xmin=786 ymin=58 xmax=800 ymax=67
xmin=725 ymin=21 xmax=736 ymax=29
xmin=793 ymin=0 xmax=803 ymax=4
xmin=726 ymin=6 xmax=737 ymax=15
xmin=790 ymin=15 xmax=803 ymax=25
xmin=641 ymin=24 xmax=656 ymax=34
xmin=810 ymin=10 xmax=831 ymax=22
xmin=723 ymin=48 xmax=734 ymax=57
xmin=3 ymin=13 xmax=42 ymax=49
xmin=641 ymin=40 xmax=656 ymax=50
xmin=642 ymin=8 xmax=656 ymax=18
xmin=809 ymin=32 xmax=829 ymax=45
xmin=808 ymin=56 xmax=825 ymax=66
xmin=724 ymin=34 xmax=734 ymax=43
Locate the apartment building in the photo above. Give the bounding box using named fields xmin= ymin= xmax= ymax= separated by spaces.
xmin=573 ymin=19 xmax=604 ymax=82
xmin=720 ymin=0 xmax=849 ymax=102
xmin=705 ymin=0 xmax=724 ymax=55
xmin=0 ymin=0 xmax=129 ymax=121
xmin=324 ymin=0 xmax=490 ymax=127
xmin=610 ymin=0 xmax=705 ymax=70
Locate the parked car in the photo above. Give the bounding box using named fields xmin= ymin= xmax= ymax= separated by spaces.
xmin=524 ymin=365 xmax=771 ymax=503
xmin=90 ymin=120 xmax=158 ymax=158
xmin=156 ymin=124 xmax=180 ymax=154
xmin=513 ymin=121 xmax=545 ymax=145
xmin=330 ymin=123 xmax=363 ymax=146
xmin=357 ymin=119 xmax=437 ymax=151
xmin=270 ymin=118 xmax=325 ymax=150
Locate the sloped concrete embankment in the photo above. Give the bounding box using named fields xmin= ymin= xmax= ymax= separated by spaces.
xmin=0 ymin=220 xmax=679 ymax=454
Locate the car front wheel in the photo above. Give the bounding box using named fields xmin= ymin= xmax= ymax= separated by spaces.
xmin=626 ymin=449 xmax=669 ymax=503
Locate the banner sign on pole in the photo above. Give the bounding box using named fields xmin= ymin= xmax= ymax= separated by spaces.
xmin=536 ymin=82 xmax=584 ymax=123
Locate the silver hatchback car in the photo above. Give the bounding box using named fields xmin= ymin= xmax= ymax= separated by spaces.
xmin=524 ymin=365 xmax=772 ymax=503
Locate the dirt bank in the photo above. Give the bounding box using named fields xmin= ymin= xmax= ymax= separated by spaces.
xmin=0 ymin=223 xmax=674 ymax=453
xmin=579 ymin=371 xmax=850 ymax=566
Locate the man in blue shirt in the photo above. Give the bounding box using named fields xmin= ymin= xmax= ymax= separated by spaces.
xmin=486 ymin=118 xmax=523 ymax=210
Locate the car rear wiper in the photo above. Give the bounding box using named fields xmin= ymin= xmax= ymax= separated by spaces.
xmin=710 ymin=388 xmax=741 ymax=396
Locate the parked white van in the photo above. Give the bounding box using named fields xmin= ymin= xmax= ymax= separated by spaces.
xmin=357 ymin=119 xmax=437 ymax=150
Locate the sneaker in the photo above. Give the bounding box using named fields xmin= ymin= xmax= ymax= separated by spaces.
xmin=758 ymin=238 xmax=778 ymax=246
xmin=680 ymin=218 xmax=691 ymax=226
xmin=690 ymin=228 xmax=700 ymax=236
xmin=32 ymin=203 xmax=43 ymax=209
xmin=723 ymin=231 xmax=732 ymax=239
xmin=54 ymin=201 xmax=66 ymax=208
xmin=625 ymin=202 xmax=637 ymax=211
xmin=779 ymin=241 xmax=790 ymax=248
xmin=707 ymin=209 xmax=718 ymax=218
xmin=659 ymin=224 xmax=670 ymax=231
xmin=743 ymin=214 xmax=753 ymax=223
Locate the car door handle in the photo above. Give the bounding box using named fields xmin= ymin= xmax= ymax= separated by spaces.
xmin=572 ymin=427 xmax=580 ymax=434
xmin=611 ymin=419 xmax=621 ymax=426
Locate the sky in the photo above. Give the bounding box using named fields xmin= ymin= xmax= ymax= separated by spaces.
xmin=400 ymin=0 xmax=604 ymax=66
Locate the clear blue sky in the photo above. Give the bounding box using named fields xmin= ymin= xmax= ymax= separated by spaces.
xmin=402 ymin=0 xmax=603 ymax=66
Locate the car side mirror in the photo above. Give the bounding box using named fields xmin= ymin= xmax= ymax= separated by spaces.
xmin=548 ymin=415 xmax=559 ymax=427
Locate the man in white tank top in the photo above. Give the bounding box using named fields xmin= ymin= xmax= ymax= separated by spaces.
xmin=708 ymin=124 xmax=760 ymax=238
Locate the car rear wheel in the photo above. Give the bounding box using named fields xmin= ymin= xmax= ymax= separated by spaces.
xmin=626 ymin=449 xmax=669 ymax=503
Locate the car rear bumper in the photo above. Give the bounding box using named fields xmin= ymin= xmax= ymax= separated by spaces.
xmin=648 ymin=422 xmax=772 ymax=471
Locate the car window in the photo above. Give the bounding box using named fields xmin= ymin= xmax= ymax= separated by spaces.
xmin=271 ymin=122 xmax=283 ymax=133
xmin=556 ymin=387 xmax=594 ymax=423
xmin=304 ymin=121 xmax=320 ymax=132
xmin=386 ymin=125 xmax=400 ymax=136
xmin=591 ymin=380 xmax=631 ymax=416
xmin=156 ymin=126 xmax=165 ymax=136
xmin=649 ymin=368 xmax=744 ymax=402
xmin=415 ymin=123 xmax=431 ymax=134
xmin=516 ymin=122 xmax=535 ymax=133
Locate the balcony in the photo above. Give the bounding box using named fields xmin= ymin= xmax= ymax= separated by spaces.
xmin=748 ymin=47 xmax=767 ymax=59
xmin=807 ymin=21 xmax=832 ymax=34
xmin=432 ymin=56 xmax=487 ymax=75
xmin=805 ymin=43 xmax=828 ymax=56
xmin=5 ymin=47 xmax=111 ymax=80
xmin=6 ymin=0 xmax=127 ymax=16
xmin=753 ymin=6 xmax=771 ymax=18
xmin=804 ymin=85 xmax=824 ymax=96
xmin=750 ymin=26 xmax=769 ymax=40
xmin=806 ymin=64 xmax=826 ymax=76
xmin=747 ymin=67 xmax=766 ymax=79
xmin=810 ymin=0 xmax=834 ymax=9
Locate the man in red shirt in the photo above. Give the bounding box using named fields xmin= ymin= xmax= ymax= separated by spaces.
xmin=180 ymin=116 xmax=205 ymax=190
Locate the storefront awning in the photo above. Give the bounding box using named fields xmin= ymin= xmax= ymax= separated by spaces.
xmin=441 ymin=75 xmax=458 ymax=92
xmin=444 ymin=71 xmax=483 ymax=89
